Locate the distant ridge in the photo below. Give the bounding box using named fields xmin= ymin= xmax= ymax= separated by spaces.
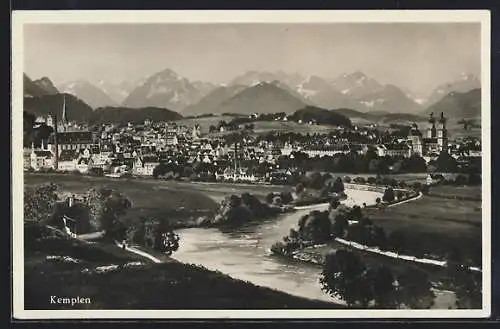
xmin=58 ymin=80 xmax=118 ymax=108
xmin=90 ymin=106 xmax=183 ymax=125
xmin=289 ymin=106 xmax=353 ymax=128
xmin=212 ymin=81 xmax=307 ymax=115
xmin=24 ymin=74 xmax=59 ymax=97
xmin=23 ymin=93 xmax=93 ymax=122
xmin=423 ymin=88 xmax=481 ymax=119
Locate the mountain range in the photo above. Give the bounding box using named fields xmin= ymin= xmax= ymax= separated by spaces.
xmin=121 ymin=68 xmax=217 ymax=112
xmin=23 ymin=69 xmax=482 ymax=123
xmin=58 ymin=80 xmax=119 ymax=109
xmin=24 ymin=74 xmax=59 ymax=97
xmin=424 ymin=88 xmax=481 ymax=119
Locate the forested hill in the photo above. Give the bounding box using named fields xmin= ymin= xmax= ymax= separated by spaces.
xmin=89 ymin=106 xmax=183 ymax=125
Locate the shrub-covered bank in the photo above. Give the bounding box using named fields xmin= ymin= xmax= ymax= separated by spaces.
xmin=269 ymin=183 xmax=481 ymax=309
xmin=24 ymin=223 xmax=342 ymax=310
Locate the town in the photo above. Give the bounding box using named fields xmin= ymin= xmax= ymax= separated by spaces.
xmin=25 ymin=97 xmax=481 ymax=184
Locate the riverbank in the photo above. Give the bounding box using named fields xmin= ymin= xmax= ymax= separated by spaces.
xmin=25 ymin=223 xmax=343 ymax=309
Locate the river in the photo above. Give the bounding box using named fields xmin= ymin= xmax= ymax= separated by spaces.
xmin=171 ymin=189 xmax=380 ymax=304
xmin=172 ymin=188 xmax=456 ymax=308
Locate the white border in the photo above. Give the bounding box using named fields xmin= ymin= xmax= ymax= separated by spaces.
xmin=11 ymin=10 xmax=492 ymax=320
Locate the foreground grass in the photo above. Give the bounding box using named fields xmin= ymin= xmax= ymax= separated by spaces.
xmin=24 ymin=223 xmax=341 ymax=310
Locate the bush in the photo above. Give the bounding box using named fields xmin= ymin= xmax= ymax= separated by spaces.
xmin=454 ymin=175 xmax=467 ymax=186
xmin=420 ymin=185 xmax=430 ymax=195
xmin=280 ymin=191 xmax=293 ymax=204
xmin=353 ymin=177 xmax=366 ymax=184
xmin=24 ymin=183 xmax=60 ymax=223
xmin=320 ymin=249 xmax=396 ymax=308
xmin=309 ymin=172 xmax=324 ymax=190
xmin=332 ymin=177 xmax=345 ymax=193
xmin=382 ymin=188 xmax=395 ymax=203
xmin=297 ymin=211 xmax=331 ymax=243
xmin=295 ymin=183 xmax=305 ymax=194
xmin=265 ymin=192 xmax=276 ymax=204
xmin=468 ymin=173 xmax=481 ymax=186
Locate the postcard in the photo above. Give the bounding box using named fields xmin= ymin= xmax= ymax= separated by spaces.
xmin=12 ymin=9 xmax=491 ymax=319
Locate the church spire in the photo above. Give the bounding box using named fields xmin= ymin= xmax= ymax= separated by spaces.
xmin=62 ymin=94 xmax=67 ymax=124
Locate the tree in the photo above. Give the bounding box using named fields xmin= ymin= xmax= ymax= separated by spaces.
xmin=331 ymin=213 xmax=349 ymax=238
xmin=353 ymin=176 xmax=366 ymax=184
xmin=402 ymin=154 xmax=427 ymax=173
xmin=320 ymin=249 xmax=372 ymax=307
xmin=295 ymin=182 xmax=305 ymax=194
xmin=366 ymin=265 xmax=396 ymax=308
xmin=454 ymin=174 xmax=467 ymax=186
xmin=309 ymin=172 xmax=324 ymax=190
xmin=332 ymin=177 xmax=345 ymax=194
xmin=445 ymin=249 xmax=482 ymax=309
xmin=349 ymin=206 xmax=364 ymax=221
xmin=86 ymin=188 xmax=132 ymax=240
xmin=382 ymin=188 xmax=395 ymax=203
xmin=280 ymin=191 xmax=293 ymax=204
xmin=396 ymin=268 xmax=435 ymax=309
xmin=436 ymin=151 xmax=458 ymax=172
xmin=388 ymin=230 xmax=407 ymax=253
xmin=153 ymin=220 xmax=180 ymax=255
xmin=24 ymin=183 xmax=59 ymax=223
xmin=298 ymin=211 xmax=331 ymax=243
xmin=329 ymin=196 xmax=341 ymax=210
xmin=265 ymin=192 xmax=275 ymax=204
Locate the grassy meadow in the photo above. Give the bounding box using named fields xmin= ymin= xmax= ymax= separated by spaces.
xmin=364 ymin=185 xmax=482 ymax=264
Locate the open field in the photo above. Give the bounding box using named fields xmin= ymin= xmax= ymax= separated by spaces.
xmin=25 ymin=173 xmax=290 ymax=201
xmin=252 ymin=120 xmax=339 ymax=134
xmin=427 ymin=185 xmax=482 ymax=201
xmin=24 ymin=173 xmax=293 ymax=227
xmin=25 ymin=173 xmax=218 ymax=211
xmin=174 ymin=115 xmax=237 ymax=132
xmin=364 ymin=191 xmax=481 ymax=264
xmin=25 ymin=173 xmax=220 ymax=227
xmin=24 ymin=223 xmax=340 ymax=310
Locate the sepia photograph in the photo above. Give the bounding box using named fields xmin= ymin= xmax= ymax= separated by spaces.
xmin=11 ymin=10 xmax=491 ymax=319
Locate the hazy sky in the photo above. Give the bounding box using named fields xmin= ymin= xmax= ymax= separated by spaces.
xmin=23 ymin=23 xmax=481 ymax=97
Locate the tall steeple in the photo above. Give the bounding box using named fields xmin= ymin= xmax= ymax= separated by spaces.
xmin=62 ymin=94 xmax=67 ymax=128
xmin=427 ymin=112 xmax=436 ymax=138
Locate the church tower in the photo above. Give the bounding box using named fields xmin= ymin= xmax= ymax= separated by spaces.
xmin=408 ymin=123 xmax=423 ymax=156
xmin=427 ymin=112 xmax=436 ymax=138
xmin=437 ymin=112 xmax=448 ymax=152
xmin=58 ymin=94 xmax=67 ymax=133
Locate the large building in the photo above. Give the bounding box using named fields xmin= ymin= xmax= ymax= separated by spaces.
xmin=408 ymin=112 xmax=449 ymax=157
xmin=46 ymin=94 xmax=98 ymax=169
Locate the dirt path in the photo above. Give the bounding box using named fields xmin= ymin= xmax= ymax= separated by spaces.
xmin=114 ymin=241 xmax=162 ymax=264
